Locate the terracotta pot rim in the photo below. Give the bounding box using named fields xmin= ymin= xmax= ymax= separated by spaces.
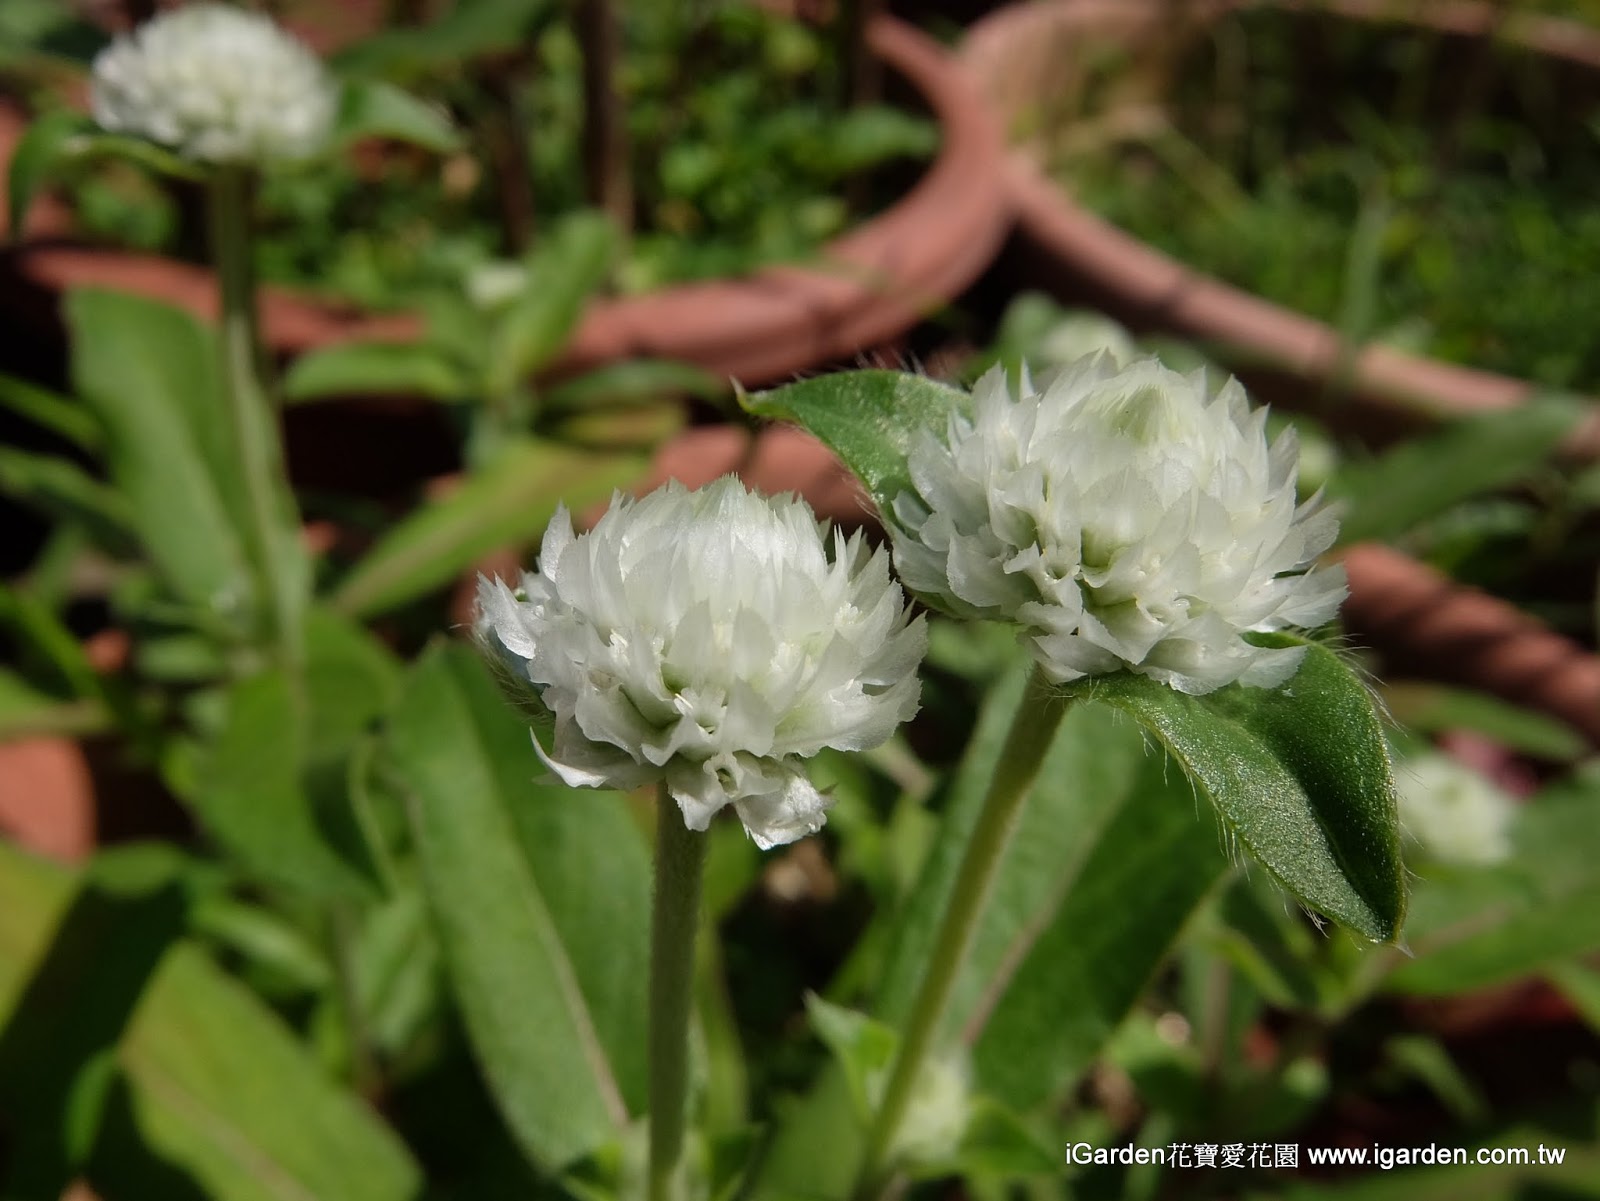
xmin=961 ymin=0 xmax=1600 ymax=458
xmin=1338 ymin=541 xmax=1600 ymax=752
xmin=0 ymin=13 xmax=1011 ymax=388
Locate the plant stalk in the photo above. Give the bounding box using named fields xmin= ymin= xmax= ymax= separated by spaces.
xmin=648 ymin=792 xmax=709 ymax=1201
xmin=579 ymin=0 xmax=632 ymax=241
xmin=852 ymin=663 xmax=1069 ymax=1200
xmin=206 ymin=165 xmax=304 ymax=674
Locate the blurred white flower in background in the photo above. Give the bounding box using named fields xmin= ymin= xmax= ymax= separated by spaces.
xmin=892 ymin=358 xmax=1345 ymax=694
xmin=1397 ymin=752 xmax=1517 ymax=866
xmin=91 ymin=4 xmax=335 ymax=166
xmin=475 ymin=477 xmax=926 ymax=849
xmin=1035 ymin=310 xmax=1137 ymax=370
xmin=885 ymin=1051 xmax=972 ymax=1169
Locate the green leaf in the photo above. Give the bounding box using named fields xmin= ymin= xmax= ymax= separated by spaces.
xmin=0 ymin=846 xmax=423 ymax=1201
xmin=971 ymin=747 xmax=1229 ymax=1109
xmin=0 ymin=371 xmax=101 ymax=449
xmin=751 ymin=1066 xmax=861 ymax=1201
xmin=545 ymin=398 xmax=685 ymax=453
xmin=0 ymin=591 xmax=109 ymax=713
xmin=0 ymin=443 xmax=136 ymax=550
xmin=543 ymin=360 xmax=727 ymax=413
xmin=282 ymin=339 xmax=471 ymax=404
xmin=952 ymin=1099 xmax=1059 ymax=1178
xmin=107 ymin=951 xmax=421 ymax=1201
xmin=1387 ymin=770 xmax=1600 ymax=994
xmin=329 ymin=0 xmax=548 ymax=77
xmin=485 ymin=213 xmax=618 ymax=395
xmin=875 ymin=672 xmax=1154 ymax=1038
xmin=804 ymin=995 xmax=898 ymax=1122
xmin=64 ymin=131 xmax=204 ymax=182
xmin=330 ymin=437 xmax=642 ymax=619
xmin=1331 ymin=401 xmax=1579 ymax=545
xmin=743 ymin=370 xmax=965 ymax=518
xmin=1071 ymin=636 xmax=1405 ymax=942
xmin=331 ymin=80 xmax=461 ymax=153
xmin=6 ymin=107 xmax=90 ymax=236
xmin=1382 ymin=682 xmax=1586 ymax=762
xmin=0 ymin=846 xmax=189 ymax=1196
xmin=66 ymin=289 xmax=255 ymax=627
xmin=824 ymin=107 xmax=939 ymax=174
xmin=0 ymin=666 xmax=108 ymax=739
xmin=1382 ymin=1035 xmax=1486 ymax=1125
xmin=1545 ymin=960 xmax=1600 ymax=1034
xmin=302 ymin=608 xmax=399 ymax=765
xmin=188 ymin=669 xmax=376 ymax=900
xmin=190 ymin=896 xmax=332 ymax=997
xmin=388 ymin=642 xmax=643 ymax=1170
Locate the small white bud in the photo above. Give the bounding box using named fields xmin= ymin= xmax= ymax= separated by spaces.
xmin=1398 ymin=752 xmax=1517 ymax=866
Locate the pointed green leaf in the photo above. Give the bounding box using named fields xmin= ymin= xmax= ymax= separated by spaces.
xmin=0 ymin=843 xmax=421 ymax=1201
xmin=6 ymin=107 xmax=90 ymax=236
xmin=189 ymin=669 xmax=377 ymax=900
xmin=875 ymin=670 xmax=1150 ymax=1037
xmin=486 ymin=213 xmax=617 ymax=394
xmin=804 ymin=995 xmax=898 ymax=1121
xmin=743 ymin=370 xmax=965 ymax=516
xmin=971 ymin=748 xmax=1228 ymax=1109
xmin=0 ymin=372 xmax=101 ymax=450
xmin=0 ymin=847 xmax=188 ymax=1196
xmin=0 ymin=443 xmax=136 ymax=550
xmin=302 ymin=608 xmax=400 ymax=764
xmin=1070 ymin=637 xmax=1405 ymax=942
xmin=1332 ymin=400 xmax=1580 ymax=545
xmin=331 ymin=80 xmax=461 ymax=153
xmin=66 ymin=289 xmax=254 ymax=624
xmin=0 ymin=667 xmax=108 ymax=739
xmin=331 ymin=437 xmax=643 ymax=619
xmin=388 ymin=642 xmax=645 ymax=1170
xmin=543 ymin=360 xmax=726 ymax=413
xmin=282 ymin=339 xmax=472 ymax=404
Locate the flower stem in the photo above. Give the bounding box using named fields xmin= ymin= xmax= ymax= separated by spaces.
xmin=853 ymin=663 xmax=1069 ymax=1200
xmin=648 ymin=793 xmax=708 ymax=1201
xmin=206 ymin=165 xmax=304 ymax=673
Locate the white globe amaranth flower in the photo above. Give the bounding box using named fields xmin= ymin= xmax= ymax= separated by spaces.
xmin=1397 ymin=752 xmax=1517 ymax=866
xmin=891 ymin=358 xmax=1346 ymax=694
xmin=91 ymin=4 xmax=335 ymax=166
xmin=475 ymin=477 xmax=927 ymax=849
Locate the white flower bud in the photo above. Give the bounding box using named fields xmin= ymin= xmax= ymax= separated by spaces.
xmin=892 ymin=358 xmax=1345 ymax=694
xmin=1397 ymin=752 xmax=1516 ymax=866
xmin=1036 ymin=310 xmax=1137 ymax=370
xmin=886 ymin=1052 xmax=971 ymax=1169
xmin=475 ymin=477 xmax=927 ymax=849
xmin=91 ymin=4 xmax=335 ymax=167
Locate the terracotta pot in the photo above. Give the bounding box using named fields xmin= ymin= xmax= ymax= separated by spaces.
xmin=960 ymin=0 xmax=1600 ymax=458
xmin=0 ymin=737 xmax=97 ymax=861
xmin=1340 ymin=542 xmax=1600 ymax=750
xmin=0 ymin=13 xmax=1010 ymax=390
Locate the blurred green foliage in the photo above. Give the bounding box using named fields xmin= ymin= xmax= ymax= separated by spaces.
xmin=1055 ymin=6 xmax=1600 ymax=391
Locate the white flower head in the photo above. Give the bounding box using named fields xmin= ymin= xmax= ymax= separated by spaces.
xmin=91 ymin=4 xmax=335 ymax=167
xmin=1398 ymin=752 xmax=1517 ymax=866
xmin=891 ymin=358 xmax=1346 ymax=694
xmin=475 ymin=477 xmax=927 ymax=849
